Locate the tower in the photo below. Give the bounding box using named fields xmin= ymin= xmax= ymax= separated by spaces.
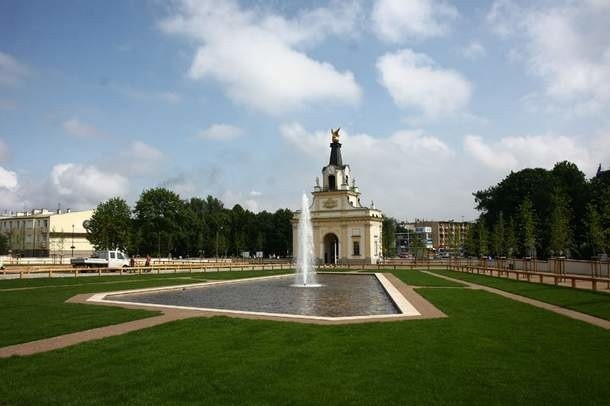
xmin=292 ymin=129 xmax=383 ymax=265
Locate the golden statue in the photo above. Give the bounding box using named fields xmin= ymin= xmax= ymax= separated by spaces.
xmin=331 ymin=127 xmax=340 ymax=143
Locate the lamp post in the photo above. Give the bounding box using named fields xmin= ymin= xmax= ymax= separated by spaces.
xmin=70 ymin=224 xmax=75 ymax=258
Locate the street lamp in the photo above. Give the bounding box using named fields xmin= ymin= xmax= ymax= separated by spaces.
xmin=70 ymin=224 xmax=75 ymax=258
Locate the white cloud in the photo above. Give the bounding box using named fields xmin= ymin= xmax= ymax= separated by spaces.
xmin=464 ymin=133 xmax=604 ymax=174
xmin=197 ymin=124 xmax=244 ymax=141
xmin=129 ymin=141 xmax=164 ymax=161
xmin=62 ymin=117 xmax=100 ymax=138
xmin=0 ymin=51 xmax=29 ymax=87
xmin=160 ymin=0 xmax=362 ymax=114
xmin=50 ymin=163 xmax=129 ymax=207
xmin=372 ymin=0 xmax=459 ymax=43
xmin=487 ymin=1 xmax=610 ymax=114
xmin=279 ymin=123 xmax=472 ymax=219
xmin=376 ymin=49 xmax=472 ymax=116
xmin=117 ymin=141 xmax=166 ymax=176
xmin=0 ymin=166 xmax=18 ymax=190
xmin=461 ymin=41 xmax=486 ymax=60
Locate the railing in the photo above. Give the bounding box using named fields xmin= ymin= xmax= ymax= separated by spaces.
xmin=447 ymin=260 xmax=610 ymax=291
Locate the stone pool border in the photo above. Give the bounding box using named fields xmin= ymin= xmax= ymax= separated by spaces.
xmin=80 ymin=272 xmax=445 ymax=324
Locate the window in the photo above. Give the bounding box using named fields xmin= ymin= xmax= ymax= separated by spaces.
xmin=328 ymin=175 xmax=336 ymax=190
xmin=353 ymin=241 xmax=360 ymax=256
xmin=110 ymin=252 xmax=116 ymax=259
xmin=117 ymin=253 xmax=124 ymax=259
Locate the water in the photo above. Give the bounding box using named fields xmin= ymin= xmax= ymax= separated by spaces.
xmin=109 ymin=274 xmax=399 ymax=317
xmin=295 ymin=192 xmax=319 ymax=286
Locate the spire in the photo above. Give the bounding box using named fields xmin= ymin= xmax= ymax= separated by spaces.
xmin=329 ymin=128 xmax=343 ymax=166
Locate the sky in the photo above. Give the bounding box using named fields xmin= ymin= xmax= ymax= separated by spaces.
xmin=1 ymin=0 xmax=610 ymax=221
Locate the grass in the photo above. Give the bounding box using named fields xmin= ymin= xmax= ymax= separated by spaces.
xmin=0 ymin=287 xmax=608 ymax=405
xmin=389 ymin=269 xmax=465 ymax=287
xmin=430 ymin=269 xmax=610 ymax=321
xmin=0 ymin=270 xmax=289 ymax=347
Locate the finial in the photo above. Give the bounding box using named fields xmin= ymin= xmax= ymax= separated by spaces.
xmin=315 ymin=177 xmax=320 ymax=187
xmin=331 ymin=128 xmax=340 ymax=143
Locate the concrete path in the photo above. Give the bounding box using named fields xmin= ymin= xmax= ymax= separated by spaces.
xmin=0 ymin=311 xmax=194 ymax=358
xmin=424 ymin=271 xmax=610 ymax=330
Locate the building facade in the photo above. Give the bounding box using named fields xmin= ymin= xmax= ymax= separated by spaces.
xmin=0 ymin=209 xmax=94 ymax=258
xmin=292 ymin=129 xmax=383 ymax=264
xmin=412 ymin=220 xmax=471 ymax=250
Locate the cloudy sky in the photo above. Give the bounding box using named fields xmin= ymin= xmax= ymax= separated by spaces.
xmin=1 ymin=0 xmax=610 ymax=221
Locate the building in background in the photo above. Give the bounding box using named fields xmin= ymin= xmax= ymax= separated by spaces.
xmin=398 ymin=220 xmax=471 ymax=254
xmin=0 ymin=209 xmax=94 ymax=258
xmin=396 ymin=225 xmax=433 ymax=257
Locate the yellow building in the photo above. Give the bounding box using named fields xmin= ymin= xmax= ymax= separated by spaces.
xmin=292 ymin=130 xmax=383 ymax=265
xmin=0 ymin=209 xmax=94 ymax=258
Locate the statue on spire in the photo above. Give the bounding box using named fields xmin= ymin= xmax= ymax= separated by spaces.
xmin=331 ymin=128 xmax=340 ymax=143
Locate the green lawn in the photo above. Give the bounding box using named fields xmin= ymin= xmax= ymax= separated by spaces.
xmin=0 ymin=270 xmax=289 ymax=347
xmin=389 ymin=269 xmax=465 ymax=287
xmin=0 ymin=287 xmax=608 ymax=405
xmin=430 ymin=269 xmax=610 ymax=321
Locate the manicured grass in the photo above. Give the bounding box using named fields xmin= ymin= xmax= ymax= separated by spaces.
xmin=0 ymin=288 xmax=608 ymax=405
xmin=389 ymin=269 xmax=465 ymax=287
xmin=431 ymin=269 xmax=610 ymax=321
xmin=0 ymin=270 xmax=289 ymax=347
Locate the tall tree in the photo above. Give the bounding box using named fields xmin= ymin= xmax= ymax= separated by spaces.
xmin=133 ymin=188 xmax=187 ymax=257
xmin=86 ymin=197 xmax=132 ymax=251
xmin=548 ymin=188 xmax=572 ymax=257
xmin=519 ymin=197 xmax=537 ymax=257
xmin=463 ymin=223 xmax=478 ymax=257
xmin=504 ymin=217 xmax=517 ymax=258
xmin=382 ymin=216 xmax=397 ymax=257
xmin=492 ymin=212 xmax=506 ymax=257
xmin=584 ymin=203 xmax=605 ymax=256
xmin=478 ymin=217 xmax=488 ymax=257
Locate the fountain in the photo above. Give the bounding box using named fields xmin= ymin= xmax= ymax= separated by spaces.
xmin=294 ymin=192 xmax=320 ymax=287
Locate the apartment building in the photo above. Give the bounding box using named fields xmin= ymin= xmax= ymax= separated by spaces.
xmin=0 ymin=209 xmax=94 ymax=257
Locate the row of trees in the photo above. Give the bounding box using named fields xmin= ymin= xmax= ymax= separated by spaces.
xmin=87 ymin=188 xmax=293 ymax=258
xmin=464 ymin=161 xmax=610 ymax=259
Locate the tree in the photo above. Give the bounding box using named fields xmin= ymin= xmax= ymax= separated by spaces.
xmin=584 ymin=203 xmax=605 ymax=256
xmin=463 ymin=223 xmax=477 ymax=257
xmin=492 ymin=212 xmax=506 ymax=257
xmin=410 ymin=232 xmax=426 ymax=259
xmin=519 ymin=197 xmax=537 ymax=257
xmin=87 ymin=197 xmax=132 ymax=251
xmin=478 ymin=217 xmax=488 ymax=257
xmin=504 ymin=217 xmax=517 ymax=258
xmin=548 ymin=189 xmax=572 ymax=257
xmin=382 ymin=216 xmax=397 ymax=257
xmin=133 ymin=188 xmax=187 ymax=257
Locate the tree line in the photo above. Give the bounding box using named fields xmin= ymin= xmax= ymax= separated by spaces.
xmin=463 ymin=161 xmax=610 ymax=259
xmin=86 ymin=188 xmax=293 ymax=258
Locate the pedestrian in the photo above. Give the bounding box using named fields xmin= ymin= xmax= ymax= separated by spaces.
xmin=145 ymin=254 xmax=151 ymax=267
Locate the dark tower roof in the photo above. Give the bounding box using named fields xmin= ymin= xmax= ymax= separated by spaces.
xmin=329 ymin=141 xmax=343 ymax=166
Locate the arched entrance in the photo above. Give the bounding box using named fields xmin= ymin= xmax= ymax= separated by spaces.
xmin=323 ymin=233 xmax=339 ymax=264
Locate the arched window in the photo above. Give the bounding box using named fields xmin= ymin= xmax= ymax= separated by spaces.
xmin=328 ymin=175 xmax=336 ymax=190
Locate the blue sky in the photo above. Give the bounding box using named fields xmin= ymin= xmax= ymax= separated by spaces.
xmin=1 ymin=0 xmax=609 ymax=220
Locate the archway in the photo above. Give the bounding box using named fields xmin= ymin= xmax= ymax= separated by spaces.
xmin=323 ymin=233 xmax=339 ymax=264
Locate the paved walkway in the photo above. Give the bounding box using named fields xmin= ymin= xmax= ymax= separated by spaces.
xmin=424 ymin=271 xmax=610 ymax=330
